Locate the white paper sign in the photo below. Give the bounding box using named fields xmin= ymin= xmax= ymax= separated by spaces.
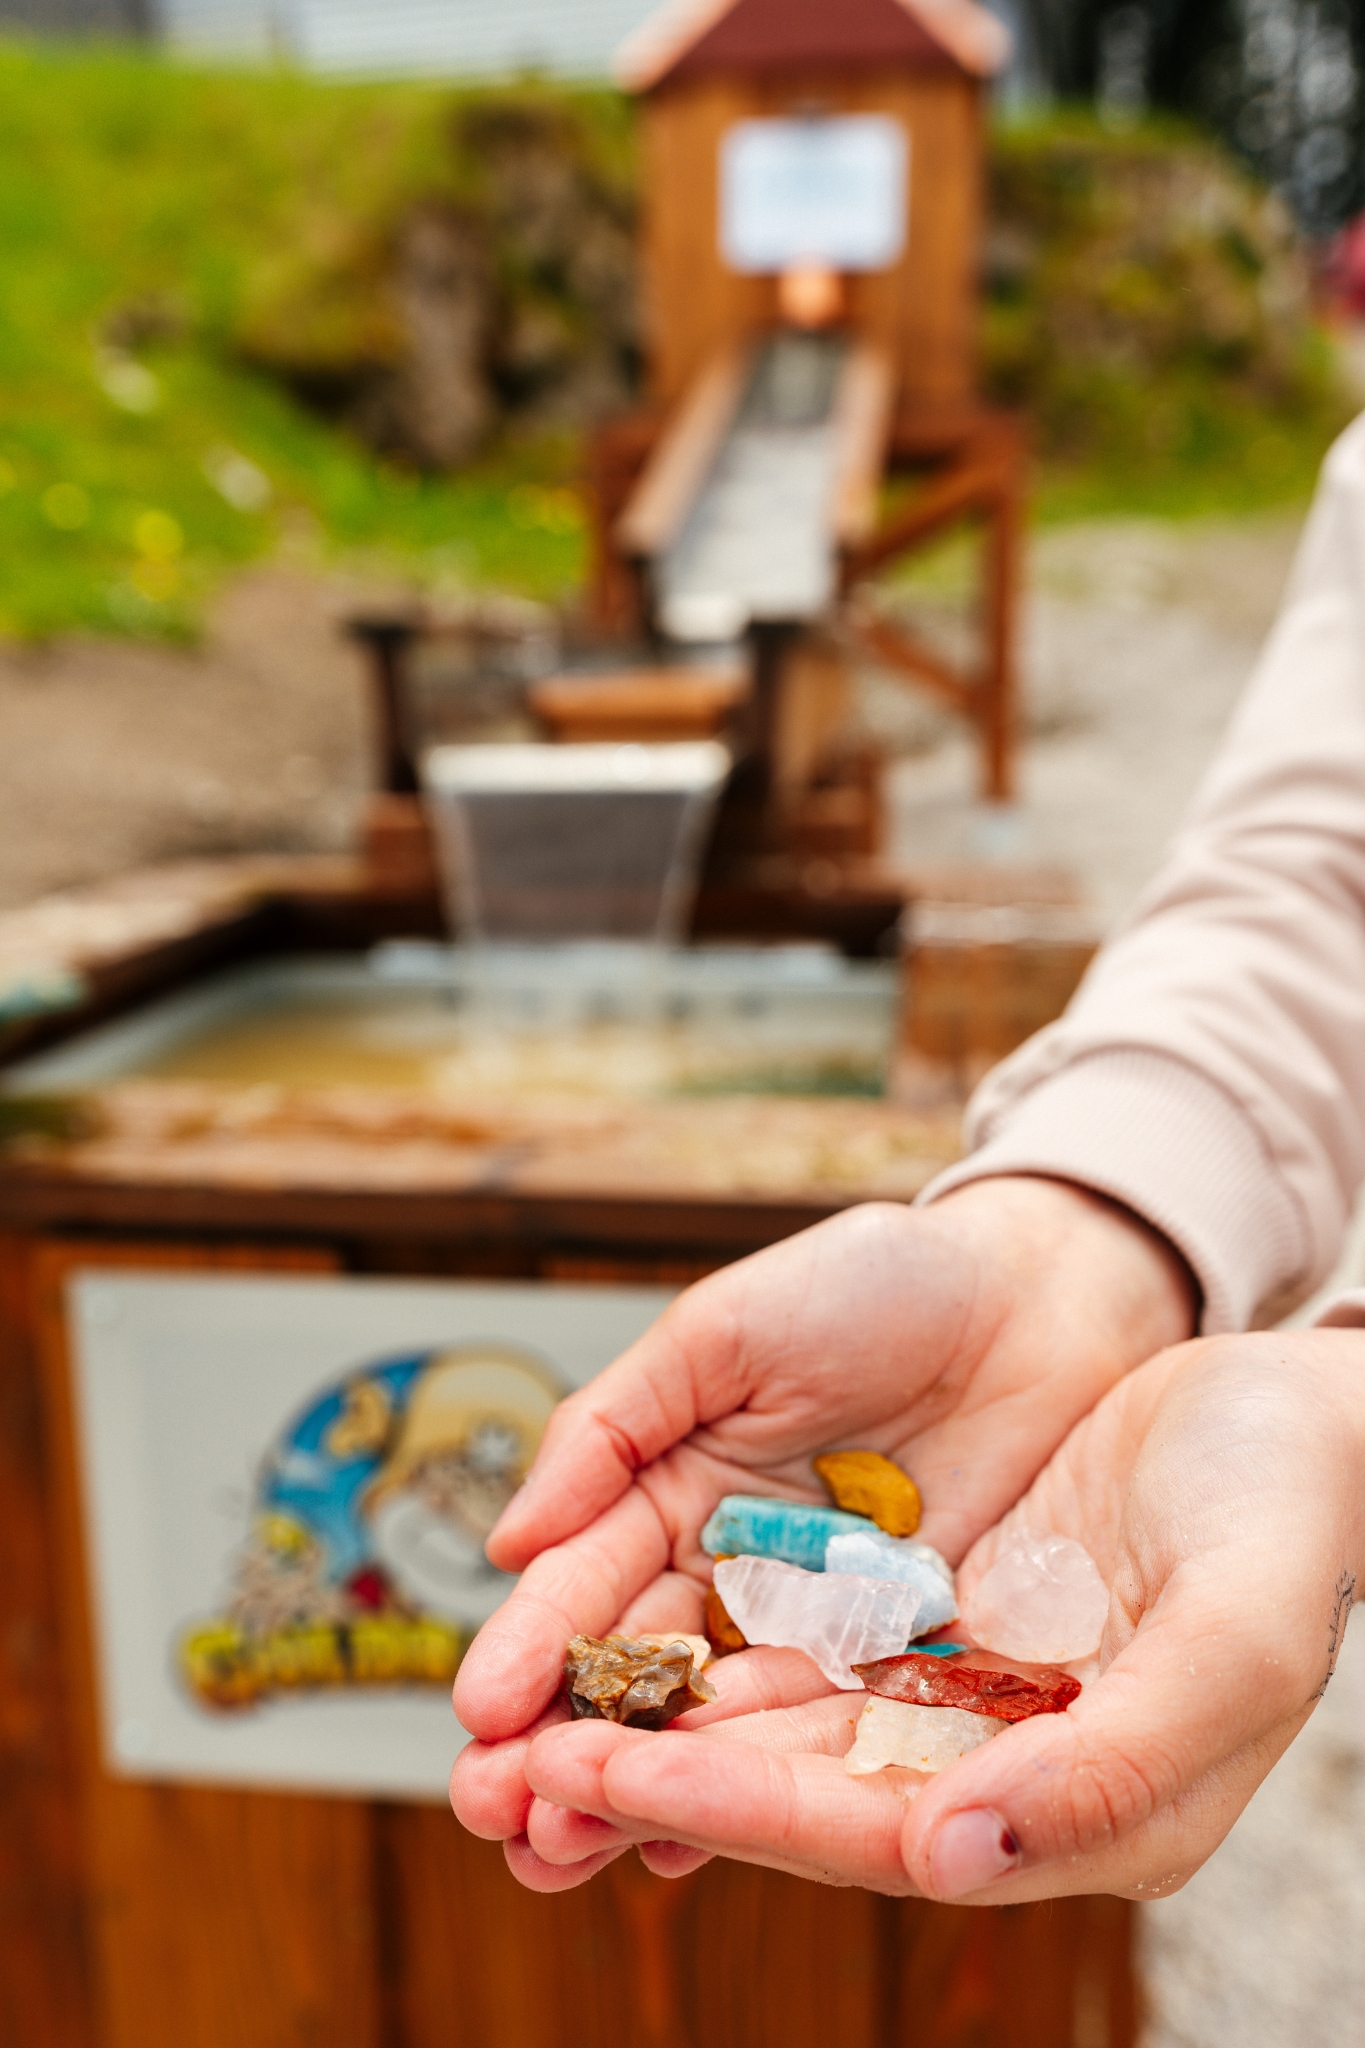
xmin=719 ymin=114 xmax=909 ymax=274
xmin=68 ymin=1271 xmax=674 ymax=1803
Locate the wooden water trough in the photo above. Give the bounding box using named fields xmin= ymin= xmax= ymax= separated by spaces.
xmin=0 ymin=854 xmax=1124 ymax=2048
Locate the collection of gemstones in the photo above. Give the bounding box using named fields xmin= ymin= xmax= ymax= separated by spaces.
xmin=563 ymin=1451 xmax=1108 ymax=1776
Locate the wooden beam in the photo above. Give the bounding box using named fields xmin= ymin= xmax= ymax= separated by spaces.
xmin=828 ymin=344 xmax=897 ymax=550
xmin=848 ymin=613 xmax=977 ymax=717
xmin=841 ymin=459 xmax=1000 ymax=583
xmin=615 ymin=341 xmax=752 ymax=558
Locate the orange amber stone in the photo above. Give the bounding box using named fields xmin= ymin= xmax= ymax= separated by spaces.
xmin=813 ymin=1449 xmax=922 ymax=1537
xmin=703 ymin=1585 xmax=748 ymax=1657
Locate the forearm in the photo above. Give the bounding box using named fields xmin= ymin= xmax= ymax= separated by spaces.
xmin=927 ymin=414 xmax=1365 ymax=1331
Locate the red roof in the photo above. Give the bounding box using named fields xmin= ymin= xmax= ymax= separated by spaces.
xmin=617 ymin=0 xmax=1011 ymax=88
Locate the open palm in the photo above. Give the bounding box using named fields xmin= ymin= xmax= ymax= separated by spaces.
xmin=509 ymin=1329 xmax=1365 ymax=1902
xmin=451 ymin=1180 xmax=1194 ymax=1887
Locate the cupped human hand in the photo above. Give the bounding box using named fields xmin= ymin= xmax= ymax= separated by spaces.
xmin=450 ymin=1175 xmax=1194 ymax=1882
xmin=516 ymin=1326 xmax=1365 ymax=1901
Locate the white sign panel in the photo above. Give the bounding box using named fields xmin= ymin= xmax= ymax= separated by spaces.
xmin=719 ymin=114 xmax=909 ymax=275
xmin=69 ymin=1271 xmax=674 ymax=1803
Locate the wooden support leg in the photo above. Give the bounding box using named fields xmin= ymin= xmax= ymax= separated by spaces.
xmin=980 ymin=471 xmax=1023 ymax=804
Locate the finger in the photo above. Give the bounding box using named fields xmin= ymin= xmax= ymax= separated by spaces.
xmin=523 ymin=1692 xmax=864 ymax=1868
xmin=676 ymin=1645 xmax=841 ymax=1728
xmin=526 ymin=1794 xmax=633 ymax=1866
xmin=454 ymin=1487 xmax=674 ymax=1741
xmin=900 ymin=1544 xmax=1337 ymax=1902
xmin=616 ymin=1570 xmax=707 ymax=1640
xmin=527 ymin=1720 xmax=920 ymax=1892
xmin=488 ymin=1204 xmax=964 ymax=1572
xmin=698 ymin=1692 xmax=865 ymax=1758
xmin=503 ymin=1831 xmax=630 ymax=1893
xmin=449 ymin=1699 xmax=571 ymax=1840
xmin=905 ymin=1710 xmax=1306 ymax=1906
xmin=485 ymin=1281 xmax=743 ymax=1571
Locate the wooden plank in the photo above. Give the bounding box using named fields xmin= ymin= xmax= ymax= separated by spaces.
xmin=886 ymin=1892 xmax=1136 ymax=2048
xmin=0 ymin=1090 xmax=960 ymax=1250
xmin=616 ymin=342 xmax=752 ymax=557
xmin=375 ymin=1806 xmax=639 ymax=2048
xmin=842 ymin=458 xmax=1000 ymax=584
xmin=849 ymin=613 xmax=976 ymax=717
xmin=22 ymin=1233 xmax=390 ymax=2048
xmin=641 ymin=78 xmax=773 ymax=406
xmin=683 ymin=1857 xmax=882 ymax=2046
xmin=641 ymin=71 xmax=984 ymax=416
xmin=829 ymin=343 xmax=898 ymax=550
xmin=0 ymin=1233 xmax=97 ymax=2048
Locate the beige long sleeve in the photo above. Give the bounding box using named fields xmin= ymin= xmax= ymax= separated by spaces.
xmin=923 ymin=413 xmax=1365 ymax=1333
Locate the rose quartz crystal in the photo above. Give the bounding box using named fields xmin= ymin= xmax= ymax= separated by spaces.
xmin=962 ymin=1530 xmax=1108 ymax=1665
xmin=712 ymin=1555 xmax=921 ymax=1688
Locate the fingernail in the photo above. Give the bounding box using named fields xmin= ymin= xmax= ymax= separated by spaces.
xmin=929 ymin=1809 xmax=1021 ymax=1900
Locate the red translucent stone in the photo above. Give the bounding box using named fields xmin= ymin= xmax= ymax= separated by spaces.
xmin=851 ymin=1651 xmax=1081 ymax=1721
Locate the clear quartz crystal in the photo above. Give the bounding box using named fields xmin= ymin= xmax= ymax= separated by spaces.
xmin=963 ymin=1529 xmax=1109 ymax=1664
xmin=844 ymin=1694 xmax=1007 ymax=1776
xmin=823 ymin=1528 xmax=958 ymax=1635
xmin=712 ymin=1556 xmax=921 ymax=1689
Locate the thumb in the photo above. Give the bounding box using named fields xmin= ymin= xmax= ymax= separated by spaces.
xmin=899 ymin=1526 xmax=1350 ymax=1902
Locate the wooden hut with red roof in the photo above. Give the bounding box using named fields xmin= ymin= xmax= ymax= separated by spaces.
xmin=585 ymin=0 xmax=1028 ymax=810
xmin=618 ymin=0 xmax=1009 ymax=415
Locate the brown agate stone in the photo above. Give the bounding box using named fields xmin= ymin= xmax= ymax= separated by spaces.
xmin=813 ymin=1450 xmax=922 ymax=1537
xmin=564 ymin=1634 xmax=716 ymax=1729
xmin=853 ymin=1651 xmax=1081 ymax=1722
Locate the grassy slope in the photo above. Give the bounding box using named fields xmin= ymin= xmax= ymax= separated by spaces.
xmin=0 ymin=46 xmax=1352 ymax=639
xmin=0 ymin=41 xmax=588 ymax=638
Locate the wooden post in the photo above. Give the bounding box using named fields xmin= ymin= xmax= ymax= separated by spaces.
xmin=346 ymin=619 xmax=421 ymax=796
xmin=980 ymin=430 xmax=1025 ymax=804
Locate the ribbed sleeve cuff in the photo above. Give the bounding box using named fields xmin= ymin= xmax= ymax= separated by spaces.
xmin=918 ymin=1049 xmax=1310 ymax=1334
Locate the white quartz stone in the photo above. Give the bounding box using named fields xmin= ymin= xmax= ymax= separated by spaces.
xmin=844 ymin=1694 xmax=1007 ymax=1776
xmin=823 ymin=1528 xmax=958 ymax=1635
xmin=963 ymin=1529 xmax=1109 ymax=1665
xmin=712 ymin=1555 xmax=922 ymax=1689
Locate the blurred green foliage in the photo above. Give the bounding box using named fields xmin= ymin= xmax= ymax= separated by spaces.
xmin=985 ymin=113 xmax=1355 ymax=520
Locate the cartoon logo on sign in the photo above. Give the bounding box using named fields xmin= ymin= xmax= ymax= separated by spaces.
xmin=180 ymin=1346 xmax=562 ymax=1710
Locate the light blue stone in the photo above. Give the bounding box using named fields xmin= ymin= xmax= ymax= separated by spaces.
xmin=823 ymin=1527 xmax=958 ymax=1636
xmin=700 ymin=1494 xmax=874 ymax=1572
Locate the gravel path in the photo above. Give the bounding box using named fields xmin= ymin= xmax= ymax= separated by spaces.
xmin=0 ymin=567 xmax=373 ymax=912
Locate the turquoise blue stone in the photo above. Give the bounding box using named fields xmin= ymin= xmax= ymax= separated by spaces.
xmin=700 ymin=1494 xmax=874 ymax=1571
xmin=910 ymin=1642 xmax=968 ymax=1657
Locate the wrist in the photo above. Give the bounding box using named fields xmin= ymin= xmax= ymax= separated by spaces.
xmin=928 ymin=1174 xmax=1199 ymax=1376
